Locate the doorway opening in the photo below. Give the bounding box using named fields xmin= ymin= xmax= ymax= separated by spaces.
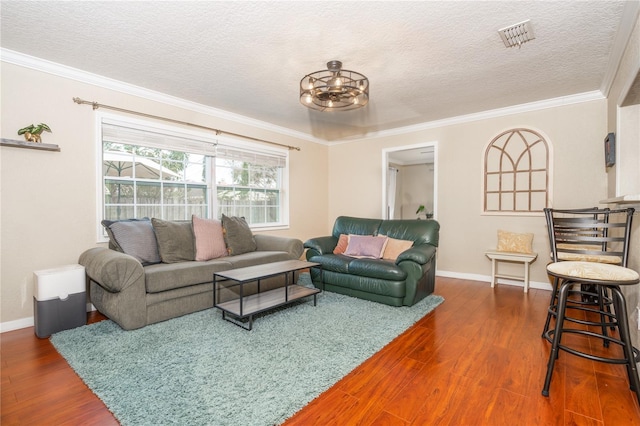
xmin=382 ymin=142 xmax=438 ymax=220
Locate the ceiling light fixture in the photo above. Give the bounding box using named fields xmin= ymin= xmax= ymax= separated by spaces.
xmin=300 ymin=60 xmax=369 ymax=111
xmin=498 ymin=20 xmax=535 ymax=48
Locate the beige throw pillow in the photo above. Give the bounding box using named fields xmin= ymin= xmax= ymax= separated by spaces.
xmin=497 ymin=230 xmax=534 ymax=254
xmin=382 ymin=237 xmax=414 ymax=260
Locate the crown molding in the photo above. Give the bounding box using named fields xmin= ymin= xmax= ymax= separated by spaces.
xmin=1 ymin=48 xmax=606 ymax=146
xmin=1 ymin=48 xmax=326 ymax=145
xmin=334 ymin=90 xmax=605 ymax=145
xmin=600 ymin=0 xmax=640 ymax=97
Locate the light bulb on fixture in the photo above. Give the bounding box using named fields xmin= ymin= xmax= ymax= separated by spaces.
xmin=299 ymin=60 xmax=369 ymax=111
xmin=327 ymin=75 xmax=342 ymax=88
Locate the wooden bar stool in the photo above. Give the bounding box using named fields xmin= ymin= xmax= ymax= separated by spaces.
xmin=542 ymin=261 xmax=640 ymax=401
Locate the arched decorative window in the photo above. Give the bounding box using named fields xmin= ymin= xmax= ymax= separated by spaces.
xmin=484 ymin=128 xmax=550 ymax=213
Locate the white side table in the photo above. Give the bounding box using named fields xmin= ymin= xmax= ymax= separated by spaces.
xmin=485 ymin=251 xmax=538 ymax=293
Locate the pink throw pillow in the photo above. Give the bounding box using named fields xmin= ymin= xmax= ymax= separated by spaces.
xmin=192 ymin=215 xmax=228 ymax=261
xmin=344 ymin=235 xmax=388 ymax=259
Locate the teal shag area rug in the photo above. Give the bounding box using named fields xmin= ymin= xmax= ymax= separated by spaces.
xmin=51 ymin=274 xmax=443 ymax=426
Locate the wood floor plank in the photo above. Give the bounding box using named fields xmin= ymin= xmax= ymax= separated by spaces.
xmin=564 ymin=360 xmax=604 ymax=421
xmin=3 ymin=278 xmax=640 ymax=425
xmin=408 ymin=371 xmax=496 ymax=424
xmin=333 ymin=357 xmax=425 ymax=425
xmin=284 ymin=388 xmax=358 ymax=425
xmin=368 ymin=411 xmax=409 ymax=426
xmin=595 ymin=371 xmax=640 ymax=425
xmin=564 ymin=411 xmax=604 ymax=426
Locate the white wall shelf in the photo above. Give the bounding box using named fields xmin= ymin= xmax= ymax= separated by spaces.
xmin=0 ymin=138 xmax=60 ymax=152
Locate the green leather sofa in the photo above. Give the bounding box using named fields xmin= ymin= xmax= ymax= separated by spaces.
xmin=304 ymin=216 xmax=440 ymax=306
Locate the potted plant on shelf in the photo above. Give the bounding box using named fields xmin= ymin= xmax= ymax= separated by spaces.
xmin=17 ymin=123 xmax=52 ymax=143
xmin=416 ymin=205 xmax=433 ymax=220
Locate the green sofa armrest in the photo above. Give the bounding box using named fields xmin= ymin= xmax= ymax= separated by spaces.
xmin=79 ymin=247 xmax=145 ymax=293
xmin=304 ymin=236 xmax=338 ymax=257
xmin=396 ymin=244 xmax=437 ymax=265
xmin=254 ymin=234 xmax=304 ymax=259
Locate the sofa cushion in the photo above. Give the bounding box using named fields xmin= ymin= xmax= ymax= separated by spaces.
xmin=332 ymin=216 xmax=382 ymax=239
xmin=143 ymin=250 xmax=294 ymax=293
xmin=151 ymin=218 xmax=195 ymax=263
xmin=144 ymin=259 xmax=232 ymax=293
xmin=382 ymin=237 xmax=414 ymax=260
xmin=308 ymin=254 xmax=351 ymax=274
xmin=323 ymin=270 xmax=406 ymax=298
xmin=344 ymin=235 xmax=388 ymax=258
xmin=101 ymin=218 xmax=161 ymax=265
xmin=378 ymin=219 xmax=439 ymax=247
xmin=192 ymin=215 xmax=228 ymax=261
xmin=222 ymin=250 xmax=294 ymax=269
xmin=222 ymin=215 xmax=257 ymax=255
xmin=348 ymin=258 xmax=408 ymax=280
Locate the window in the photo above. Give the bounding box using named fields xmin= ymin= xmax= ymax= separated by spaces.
xmin=98 ymin=115 xmax=288 ymax=239
xmin=483 ymin=128 xmax=551 ymax=214
xmin=215 ymin=146 xmax=286 ymax=224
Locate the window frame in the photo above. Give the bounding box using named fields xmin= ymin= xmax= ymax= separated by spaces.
xmin=95 ymin=112 xmax=290 ymax=242
xmin=481 ymin=127 xmax=553 ymax=216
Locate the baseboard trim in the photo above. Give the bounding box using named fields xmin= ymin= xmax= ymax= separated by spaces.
xmin=0 ymin=317 xmax=35 ymax=333
xmin=436 ymin=270 xmax=553 ymax=292
xmin=1 ymin=303 xmax=97 ymax=334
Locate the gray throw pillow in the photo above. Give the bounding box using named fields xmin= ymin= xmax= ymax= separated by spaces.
xmin=101 ymin=219 xmax=161 ymax=265
xmin=221 ymin=214 xmax=256 ymax=255
xmin=151 ymin=218 xmax=195 ymax=263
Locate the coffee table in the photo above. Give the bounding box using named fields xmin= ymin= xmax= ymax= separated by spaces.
xmin=213 ymin=259 xmax=321 ymax=330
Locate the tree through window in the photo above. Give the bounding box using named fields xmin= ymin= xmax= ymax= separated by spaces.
xmin=483 ymin=128 xmax=550 ymax=213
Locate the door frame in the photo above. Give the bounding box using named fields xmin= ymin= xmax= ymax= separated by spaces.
xmin=381 ymin=141 xmax=438 ymax=220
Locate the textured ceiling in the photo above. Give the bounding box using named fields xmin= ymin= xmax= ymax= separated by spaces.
xmin=0 ymin=1 xmax=633 ymax=142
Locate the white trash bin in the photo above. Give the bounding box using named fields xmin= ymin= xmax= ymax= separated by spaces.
xmin=33 ymin=264 xmax=86 ymax=338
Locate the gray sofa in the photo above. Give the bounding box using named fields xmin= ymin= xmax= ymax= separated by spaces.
xmin=79 ymin=217 xmax=303 ymax=330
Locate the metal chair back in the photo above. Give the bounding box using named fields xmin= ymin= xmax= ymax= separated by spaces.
xmin=544 ymin=207 xmax=634 ymax=267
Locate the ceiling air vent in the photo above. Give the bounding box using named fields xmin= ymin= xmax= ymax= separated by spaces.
xmin=498 ymin=20 xmax=535 ymax=48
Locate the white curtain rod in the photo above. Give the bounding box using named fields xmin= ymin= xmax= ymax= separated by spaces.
xmin=72 ymin=97 xmax=301 ymax=151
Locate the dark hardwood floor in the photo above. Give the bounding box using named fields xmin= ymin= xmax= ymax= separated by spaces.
xmin=2 ymin=277 xmax=640 ymax=425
